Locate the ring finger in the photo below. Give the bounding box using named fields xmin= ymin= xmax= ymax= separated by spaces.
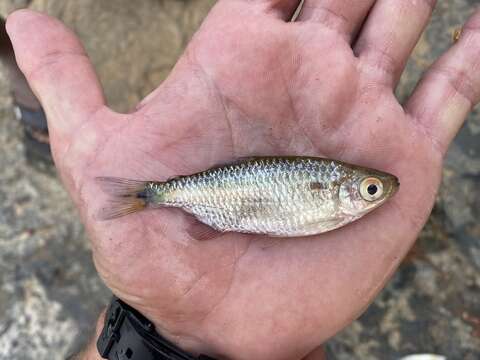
xmin=354 ymin=0 xmax=437 ymax=87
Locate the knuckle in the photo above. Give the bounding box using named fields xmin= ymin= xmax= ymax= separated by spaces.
xmin=26 ymin=50 xmax=88 ymax=81
xmin=356 ymin=43 xmax=398 ymax=86
xmin=299 ymin=3 xmax=351 ymax=37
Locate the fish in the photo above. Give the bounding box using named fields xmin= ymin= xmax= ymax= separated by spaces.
xmin=96 ymin=156 xmax=399 ymax=237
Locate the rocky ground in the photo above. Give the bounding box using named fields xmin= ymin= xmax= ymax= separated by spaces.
xmin=0 ymin=1 xmax=478 ymax=359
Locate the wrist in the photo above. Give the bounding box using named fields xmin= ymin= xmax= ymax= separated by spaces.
xmin=93 ymin=298 xmax=220 ymax=360
xmin=74 ymin=343 xmax=103 ymax=360
xmin=73 ymin=311 xmax=105 ymax=360
xmin=150 ymin=321 xmax=215 ymax=358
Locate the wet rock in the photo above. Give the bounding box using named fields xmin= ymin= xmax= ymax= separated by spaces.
xmin=4 ymin=0 xmax=216 ymax=113
xmin=0 ymin=1 xmax=215 ymax=359
xmin=0 ymin=277 xmax=79 ymax=358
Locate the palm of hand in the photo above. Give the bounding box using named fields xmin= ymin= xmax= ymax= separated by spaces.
xmin=7 ymin=2 xmax=479 ymax=360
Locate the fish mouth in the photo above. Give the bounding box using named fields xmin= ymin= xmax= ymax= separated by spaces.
xmin=383 ymin=174 xmax=400 ymax=199
xmin=356 ymin=165 xmax=400 ymax=199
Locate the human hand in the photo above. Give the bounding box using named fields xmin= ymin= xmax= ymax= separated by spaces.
xmin=7 ymin=1 xmax=480 ymax=359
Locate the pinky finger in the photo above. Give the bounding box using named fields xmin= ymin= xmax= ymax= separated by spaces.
xmin=405 ymin=9 xmax=480 ymax=155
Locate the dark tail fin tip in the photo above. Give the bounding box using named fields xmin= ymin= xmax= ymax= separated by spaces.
xmin=95 ymin=177 xmax=149 ymax=220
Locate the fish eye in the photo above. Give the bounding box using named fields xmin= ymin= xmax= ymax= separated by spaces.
xmin=360 ymin=177 xmax=384 ymax=202
xmin=367 ymin=184 xmax=378 ymax=195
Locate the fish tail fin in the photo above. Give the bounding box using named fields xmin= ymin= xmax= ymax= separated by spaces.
xmin=96 ymin=177 xmax=151 ymax=220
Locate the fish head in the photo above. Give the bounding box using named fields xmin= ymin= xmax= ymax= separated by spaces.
xmin=338 ymin=166 xmax=399 ymax=217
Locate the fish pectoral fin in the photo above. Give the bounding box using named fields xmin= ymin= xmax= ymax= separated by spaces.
xmin=303 ymin=217 xmax=345 ymax=233
xmin=265 ymin=216 xmax=346 ymax=237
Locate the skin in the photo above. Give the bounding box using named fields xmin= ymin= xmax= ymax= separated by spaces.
xmin=5 ymin=1 xmax=480 ymax=359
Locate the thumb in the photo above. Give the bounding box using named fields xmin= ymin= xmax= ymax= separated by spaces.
xmin=6 ymin=9 xmax=106 ymax=155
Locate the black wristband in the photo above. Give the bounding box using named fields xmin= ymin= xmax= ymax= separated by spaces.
xmin=97 ymin=297 xmax=217 ymax=360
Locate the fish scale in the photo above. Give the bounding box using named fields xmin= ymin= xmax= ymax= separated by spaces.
xmin=162 ymin=158 xmax=345 ymax=235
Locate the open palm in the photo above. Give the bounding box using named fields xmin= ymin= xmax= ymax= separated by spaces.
xmin=7 ymin=1 xmax=480 ymax=359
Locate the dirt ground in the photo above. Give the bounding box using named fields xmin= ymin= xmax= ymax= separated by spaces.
xmin=0 ymin=1 xmax=479 ymax=359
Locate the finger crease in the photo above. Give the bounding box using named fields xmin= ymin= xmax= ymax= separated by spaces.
xmin=357 ymin=43 xmax=397 ymax=87
xmin=408 ymin=113 xmax=444 ymax=157
xmin=188 ymin=51 xmax=237 ymax=158
xmin=300 ymin=5 xmax=350 ymax=39
xmin=26 ymin=50 xmax=89 ymax=81
xmin=428 ymin=65 xmax=478 ymax=106
xmin=199 ymin=239 xmax=251 ymax=324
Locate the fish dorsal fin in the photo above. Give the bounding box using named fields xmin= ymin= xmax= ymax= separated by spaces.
xmin=207 ymin=157 xmax=257 ymax=171
xmin=165 ymin=158 xmax=256 ymax=182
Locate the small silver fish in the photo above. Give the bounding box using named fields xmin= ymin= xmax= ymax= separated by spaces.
xmin=97 ymin=157 xmax=399 ymax=237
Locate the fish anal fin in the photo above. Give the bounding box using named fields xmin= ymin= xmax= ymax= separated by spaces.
xmin=186 ymin=221 xmax=225 ymax=241
xmin=182 ymin=213 xmax=226 ymax=241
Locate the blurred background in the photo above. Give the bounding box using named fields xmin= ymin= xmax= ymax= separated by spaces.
xmin=0 ymin=0 xmax=478 ymax=359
